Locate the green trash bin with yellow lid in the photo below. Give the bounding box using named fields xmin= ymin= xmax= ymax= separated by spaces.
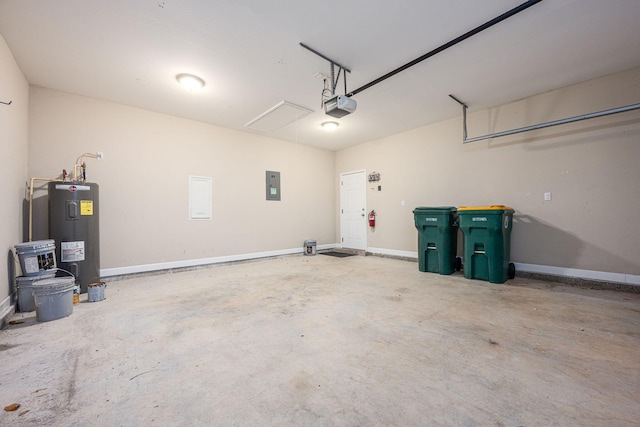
xmin=458 ymin=205 xmax=515 ymax=284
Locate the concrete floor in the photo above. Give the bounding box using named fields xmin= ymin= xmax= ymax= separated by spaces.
xmin=1 ymin=254 xmax=639 ymax=426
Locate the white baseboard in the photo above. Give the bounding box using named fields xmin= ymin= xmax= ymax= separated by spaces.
xmin=0 ymin=294 xmax=13 ymax=322
xmin=514 ymin=262 xmax=640 ymax=286
xmin=367 ymin=247 xmax=418 ymax=259
xmin=365 ymin=247 xmax=639 ymax=286
xmin=99 ymin=244 xmax=639 ymax=287
xmin=100 ymin=243 xmax=339 ymax=278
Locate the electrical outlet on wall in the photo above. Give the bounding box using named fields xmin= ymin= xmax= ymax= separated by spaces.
xmin=544 ymin=192 xmax=552 ymax=201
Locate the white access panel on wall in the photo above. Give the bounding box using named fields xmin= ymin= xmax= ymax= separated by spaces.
xmin=189 ymin=176 xmax=212 ymax=220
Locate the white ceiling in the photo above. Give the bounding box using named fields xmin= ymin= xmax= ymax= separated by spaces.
xmin=1 ymin=0 xmax=639 ymax=151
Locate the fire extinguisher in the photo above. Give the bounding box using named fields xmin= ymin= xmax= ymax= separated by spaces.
xmin=368 ymin=210 xmax=376 ymax=227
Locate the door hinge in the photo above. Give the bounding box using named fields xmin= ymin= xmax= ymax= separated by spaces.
xmin=341 ymin=237 xmax=344 ymax=242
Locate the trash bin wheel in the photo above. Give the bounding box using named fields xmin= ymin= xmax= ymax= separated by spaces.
xmin=508 ymin=262 xmax=516 ymax=279
xmin=455 ymin=257 xmax=462 ymax=272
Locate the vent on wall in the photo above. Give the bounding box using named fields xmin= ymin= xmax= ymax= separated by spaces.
xmin=245 ymin=101 xmax=313 ymax=133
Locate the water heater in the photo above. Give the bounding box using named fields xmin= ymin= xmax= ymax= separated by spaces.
xmin=48 ymin=182 xmax=100 ymax=293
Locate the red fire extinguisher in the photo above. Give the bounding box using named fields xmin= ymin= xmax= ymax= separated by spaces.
xmin=368 ymin=210 xmax=376 ymax=227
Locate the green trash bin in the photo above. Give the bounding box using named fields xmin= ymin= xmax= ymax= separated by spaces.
xmin=458 ymin=205 xmax=515 ymax=284
xmin=413 ymin=207 xmax=460 ymax=275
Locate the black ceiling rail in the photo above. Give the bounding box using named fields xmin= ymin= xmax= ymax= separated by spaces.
xmin=300 ymin=42 xmax=351 ymax=97
xmin=300 ymin=43 xmax=351 ymax=74
xmin=347 ymin=0 xmax=544 ymax=98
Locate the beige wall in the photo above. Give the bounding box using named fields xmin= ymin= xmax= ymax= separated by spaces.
xmin=13 ymin=45 xmax=640 ymax=288
xmin=28 ymin=87 xmax=336 ymax=274
xmin=0 ymin=35 xmax=29 ymax=317
xmin=336 ymin=67 xmax=640 ymax=279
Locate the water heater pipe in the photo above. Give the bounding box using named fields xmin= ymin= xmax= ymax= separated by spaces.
xmin=73 ymin=152 xmax=103 ymax=181
xmin=28 ymin=177 xmax=64 ymax=242
xmin=28 ymin=152 xmax=102 ymax=242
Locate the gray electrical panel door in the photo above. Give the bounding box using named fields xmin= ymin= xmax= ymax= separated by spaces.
xmin=266 ymin=171 xmax=281 ymax=201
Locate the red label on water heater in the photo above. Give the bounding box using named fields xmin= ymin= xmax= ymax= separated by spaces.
xmin=55 ymin=184 xmax=90 ymax=192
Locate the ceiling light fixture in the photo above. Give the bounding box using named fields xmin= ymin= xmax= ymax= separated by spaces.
xmin=321 ymin=121 xmax=339 ymax=131
xmin=176 ymin=73 xmax=205 ymax=91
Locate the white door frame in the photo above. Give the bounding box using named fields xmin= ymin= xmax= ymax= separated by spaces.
xmin=339 ymin=169 xmax=367 ymax=250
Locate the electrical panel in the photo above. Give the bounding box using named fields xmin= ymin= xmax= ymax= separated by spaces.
xmin=266 ymin=171 xmax=281 ymax=201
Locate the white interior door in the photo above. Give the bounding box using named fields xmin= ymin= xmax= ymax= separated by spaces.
xmin=340 ymin=170 xmax=367 ymax=250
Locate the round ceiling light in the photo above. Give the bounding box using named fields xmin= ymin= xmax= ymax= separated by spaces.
xmin=176 ymin=73 xmax=205 ymax=91
xmin=321 ymin=121 xmax=339 ymax=131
